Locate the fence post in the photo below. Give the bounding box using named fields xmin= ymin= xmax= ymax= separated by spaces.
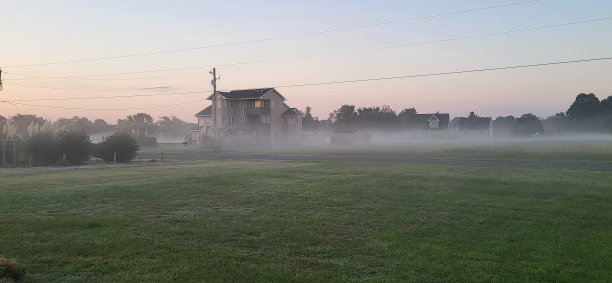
xmin=161 ymin=152 xmax=164 ymax=162
xmin=113 ymin=152 xmax=117 ymax=164
xmin=29 ymin=156 xmax=32 ymax=167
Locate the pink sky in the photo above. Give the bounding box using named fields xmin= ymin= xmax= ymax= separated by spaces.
xmin=2 ymin=1 xmax=611 ymax=123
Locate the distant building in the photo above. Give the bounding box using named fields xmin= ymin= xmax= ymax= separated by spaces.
xmin=401 ymin=113 xmax=450 ymax=137
xmin=194 ymin=88 xmax=303 ymax=146
xmin=450 ymin=116 xmax=493 ymax=137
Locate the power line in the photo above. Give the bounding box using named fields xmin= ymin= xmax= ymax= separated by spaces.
xmin=8 ymin=80 xmax=206 ymax=91
xmin=0 ymin=99 xmax=203 ymax=111
xmin=2 ymin=0 xmax=540 ymax=69
xmin=4 ymin=90 xmax=207 ymax=102
xmin=276 ymin=56 xmax=612 ymax=88
xmin=4 ymin=17 xmax=608 ymax=82
xmin=3 ymin=55 xmax=610 ymax=111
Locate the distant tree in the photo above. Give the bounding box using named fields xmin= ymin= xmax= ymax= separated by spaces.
xmin=468 ymin=111 xmax=479 ymax=118
xmin=492 ymin=116 xmax=516 ymax=136
xmin=513 ymin=113 xmax=544 ymax=136
xmin=94 ymin=131 xmax=140 ymax=163
xmin=331 ymin=105 xmax=357 ymax=129
xmin=156 ymin=116 xmax=191 ymax=137
xmin=601 ymin=96 xmax=612 ymax=116
xmin=125 ymin=113 xmax=156 ymax=135
xmin=56 ymin=116 xmax=93 ymax=133
xmin=58 ymin=131 xmax=92 ymax=165
xmin=355 ymin=105 xmax=396 ymax=129
xmin=567 ymin=93 xmax=601 ymax=120
xmin=92 ymin=119 xmax=112 ymax=133
xmin=396 ymin=108 xmax=417 ymax=126
xmin=604 ymin=116 xmax=612 ymax=133
xmin=10 ymin=114 xmax=45 ymax=138
xmin=302 ymin=106 xmax=320 ymax=132
xmin=0 ymin=115 xmax=5 ymax=138
xmin=542 ymin=112 xmax=568 ymax=134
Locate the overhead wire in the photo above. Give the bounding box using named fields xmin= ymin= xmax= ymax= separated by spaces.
xmin=2 ymin=55 xmax=610 ymax=111
xmin=275 ymin=56 xmax=612 ymax=88
xmin=7 ymin=15 xmax=606 ymax=82
xmin=1 ymin=0 xmax=540 ymax=69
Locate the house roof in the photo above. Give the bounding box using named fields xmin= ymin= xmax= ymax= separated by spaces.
xmin=403 ymin=114 xmax=450 ymax=129
xmin=452 ymin=117 xmax=492 ymax=130
xmin=282 ymin=108 xmax=303 ymax=116
xmin=195 ymin=105 xmax=212 ymax=117
xmin=205 ymin=88 xmax=286 ymax=100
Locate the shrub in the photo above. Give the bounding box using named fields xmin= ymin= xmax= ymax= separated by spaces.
xmin=95 ymin=132 xmax=140 ymax=163
xmin=0 ymin=256 xmax=25 ymax=281
xmin=134 ymin=135 xmax=158 ymax=147
xmin=23 ymin=131 xmax=60 ymax=166
xmin=58 ymin=131 xmax=92 ymax=165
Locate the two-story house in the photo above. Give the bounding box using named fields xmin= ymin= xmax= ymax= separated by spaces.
xmin=195 ymin=88 xmax=303 ymax=146
xmin=401 ymin=113 xmax=450 ymax=137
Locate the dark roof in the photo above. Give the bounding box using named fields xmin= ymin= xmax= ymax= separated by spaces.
xmin=452 ymin=117 xmax=492 ymax=130
xmin=195 ymin=105 xmax=211 ymax=116
xmin=282 ymin=108 xmax=302 ymax=116
xmin=403 ymin=113 xmax=450 ymax=129
xmin=205 ymin=88 xmax=285 ymax=100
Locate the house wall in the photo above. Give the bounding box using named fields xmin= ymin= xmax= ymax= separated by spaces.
xmin=263 ymin=90 xmax=286 ymax=145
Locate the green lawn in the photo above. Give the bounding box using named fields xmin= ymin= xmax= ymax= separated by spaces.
xmin=1 ymin=161 xmax=611 ymax=282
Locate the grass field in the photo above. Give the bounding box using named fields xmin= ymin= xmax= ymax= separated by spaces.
xmin=137 ymin=136 xmax=612 ymax=163
xmin=1 ymin=160 xmax=611 ymax=282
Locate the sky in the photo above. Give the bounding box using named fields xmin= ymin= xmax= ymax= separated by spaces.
xmin=1 ymin=0 xmax=611 ymax=123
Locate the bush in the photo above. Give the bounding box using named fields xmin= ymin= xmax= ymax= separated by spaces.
xmin=0 ymin=256 xmax=25 ymax=281
xmin=23 ymin=131 xmax=60 ymax=166
xmin=95 ymin=132 xmax=140 ymax=163
xmin=58 ymin=131 xmax=92 ymax=165
xmin=134 ymin=135 xmax=158 ymax=147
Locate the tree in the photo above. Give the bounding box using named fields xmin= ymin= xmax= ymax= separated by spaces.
xmin=156 ymin=116 xmax=190 ymax=136
xmin=10 ymin=114 xmax=45 ymax=138
xmin=492 ymin=116 xmax=516 ymax=135
xmin=56 ymin=116 xmax=93 ymax=133
xmin=0 ymin=115 xmax=5 ymax=138
xmin=604 ymin=116 xmax=612 ymax=133
xmin=468 ymin=111 xmax=479 ymax=118
xmin=355 ymin=105 xmax=396 ymax=129
xmin=331 ymin=105 xmax=357 ymax=129
xmin=513 ymin=113 xmax=543 ymax=136
xmin=124 ymin=113 xmax=156 ymax=135
xmin=566 ymin=93 xmax=601 ymax=120
xmin=58 ymin=131 xmax=92 ymax=165
xmin=302 ymin=106 xmax=319 ymax=132
xmin=95 ymin=132 xmax=140 ymax=163
xmin=396 ymin=108 xmax=417 ymax=125
xmin=92 ymin=119 xmax=112 ymax=133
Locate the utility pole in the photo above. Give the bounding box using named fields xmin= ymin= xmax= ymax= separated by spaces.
xmin=210 ymin=68 xmax=219 ymax=148
xmin=0 ymin=68 xmax=3 ymax=91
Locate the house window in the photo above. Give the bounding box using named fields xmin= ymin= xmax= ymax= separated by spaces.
xmin=223 ymin=116 xmax=235 ymax=125
xmin=222 ymin=100 xmax=233 ymax=108
xmin=241 ymin=116 xmax=247 ymax=123
xmin=261 ymin=114 xmax=271 ymax=124
xmin=429 ymin=120 xmax=439 ymax=128
xmin=282 ymin=117 xmax=288 ymax=124
xmin=245 ymin=100 xmax=255 ymax=108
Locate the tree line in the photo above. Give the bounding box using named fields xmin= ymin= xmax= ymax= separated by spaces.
xmin=301 ymin=93 xmax=612 ymax=135
xmin=0 ymin=113 xmax=196 ymax=141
